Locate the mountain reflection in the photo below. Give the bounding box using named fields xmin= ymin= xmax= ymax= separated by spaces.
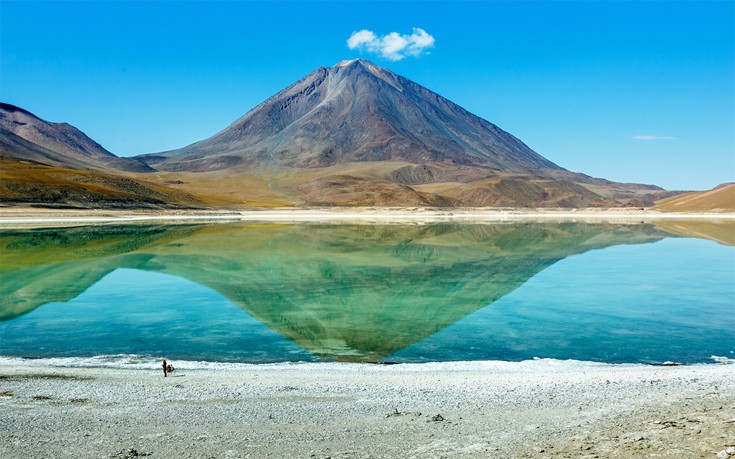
xmin=1 ymin=222 xmax=671 ymax=361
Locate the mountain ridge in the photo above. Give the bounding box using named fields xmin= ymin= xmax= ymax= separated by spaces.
xmin=0 ymin=103 xmax=152 ymax=173
xmin=0 ymin=103 xmax=203 ymax=208
xmin=0 ymin=61 xmax=681 ymax=208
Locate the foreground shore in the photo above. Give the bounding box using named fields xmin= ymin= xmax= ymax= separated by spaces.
xmin=1 ymin=361 xmax=733 ymax=458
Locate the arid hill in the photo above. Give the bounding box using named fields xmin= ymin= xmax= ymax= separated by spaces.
xmin=0 ymin=104 xmax=202 ymax=208
xmin=654 ymin=183 xmax=735 ymax=213
xmin=0 ymin=159 xmax=202 ymax=208
xmin=0 ymin=103 xmax=150 ymax=173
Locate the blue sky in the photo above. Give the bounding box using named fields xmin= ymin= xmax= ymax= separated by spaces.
xmin=1 ymin=0 xmax=733 ymax=190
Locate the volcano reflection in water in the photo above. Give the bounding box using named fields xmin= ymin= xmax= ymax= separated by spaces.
xmin=1 ymin=222 xmax=733 ymax=363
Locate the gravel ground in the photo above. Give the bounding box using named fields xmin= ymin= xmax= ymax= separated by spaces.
xmin=0 ymin=361 xmax=733 ymax=458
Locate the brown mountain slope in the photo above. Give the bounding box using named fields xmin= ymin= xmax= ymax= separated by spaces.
xmin=145 ymin=160 xmax=661 ymax=208
xmin=0 ymin=159 xmax=203 ymax=207
xmin=138 ymin=59 xmax=561 ymax=173
xmin=0 ymin=104 xmax=210 ymax=208
xmin=0 ymin=103 xmax=151 ymax=172
xmin=654 ymin=183 xmax=735 ymax=213
xmin=131 ymin=60 xmax=665 ymax=208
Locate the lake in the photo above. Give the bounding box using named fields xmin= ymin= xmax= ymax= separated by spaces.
xmin=1 ymin=221 xmax=733 ymax=365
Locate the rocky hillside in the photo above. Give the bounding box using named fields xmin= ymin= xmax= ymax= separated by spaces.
xmin=0 ymin=104 xmax=202 ymax=208
xmin=0 ymin=103 xmax=151 ymax=173
xmin=138 ymin=59 xmax=561 ymax=173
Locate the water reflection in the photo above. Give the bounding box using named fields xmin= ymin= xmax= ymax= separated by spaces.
xmin=1 ymin=222 xmax=692 ymax=361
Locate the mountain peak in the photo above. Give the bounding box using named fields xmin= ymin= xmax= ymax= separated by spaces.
xmin=334 ymin=59 xmax=359 ymax=67
xmin=333 ymin=58 xmax=374 ymax=68
xmin=139 ymin=60 xmax=562 ymax=173
xmin=332 ymin=59 xmax=390 ymax=78
xmin=329 ymin=58 xmax=402 ymax=92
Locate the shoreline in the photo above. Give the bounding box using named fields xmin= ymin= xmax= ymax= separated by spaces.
xmin=1 ymin=206 xmax=734 ymax=227
xmin=1 ymin=360 xmax=733 ymax=458
xmin=1 ymin=354 xmax=732 ymax=370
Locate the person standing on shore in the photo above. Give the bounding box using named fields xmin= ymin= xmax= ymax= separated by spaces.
xmin=162 ymin=358 xmax=168 ymax=377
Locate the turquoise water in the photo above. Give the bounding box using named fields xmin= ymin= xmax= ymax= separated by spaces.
xmin=1 ymin=222 xmax=733 ymax=364
xmin=1 ymin=269 xmax=312 ymax=363
xmin=393 ymin=238 xmax=735 ymax=363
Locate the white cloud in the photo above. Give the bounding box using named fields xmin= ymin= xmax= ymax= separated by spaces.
xmin=346 ymin=28 xmax=435 ymax=61
xmin=381 ymin=32 xmax=410 ymax=57
xmin=346 ymin=30 xmax=376 ymax=49
xmin=632 ymin=135 xmax=676 ymax=141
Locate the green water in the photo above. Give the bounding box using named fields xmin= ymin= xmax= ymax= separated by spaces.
xmin=0 ymin=222 xmax=733 ymax=364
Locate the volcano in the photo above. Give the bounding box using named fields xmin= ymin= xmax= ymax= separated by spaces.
xmin=139 ymin=59 xmax=561 ymax=173
xmin=136 ymin=59 xmax=665 ymax=207
xmin=1 ymin=60 xmax=671 ymax=208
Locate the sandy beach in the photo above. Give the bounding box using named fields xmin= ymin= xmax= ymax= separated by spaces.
xmin=1 ymin=360 xmax=733 ymax=458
